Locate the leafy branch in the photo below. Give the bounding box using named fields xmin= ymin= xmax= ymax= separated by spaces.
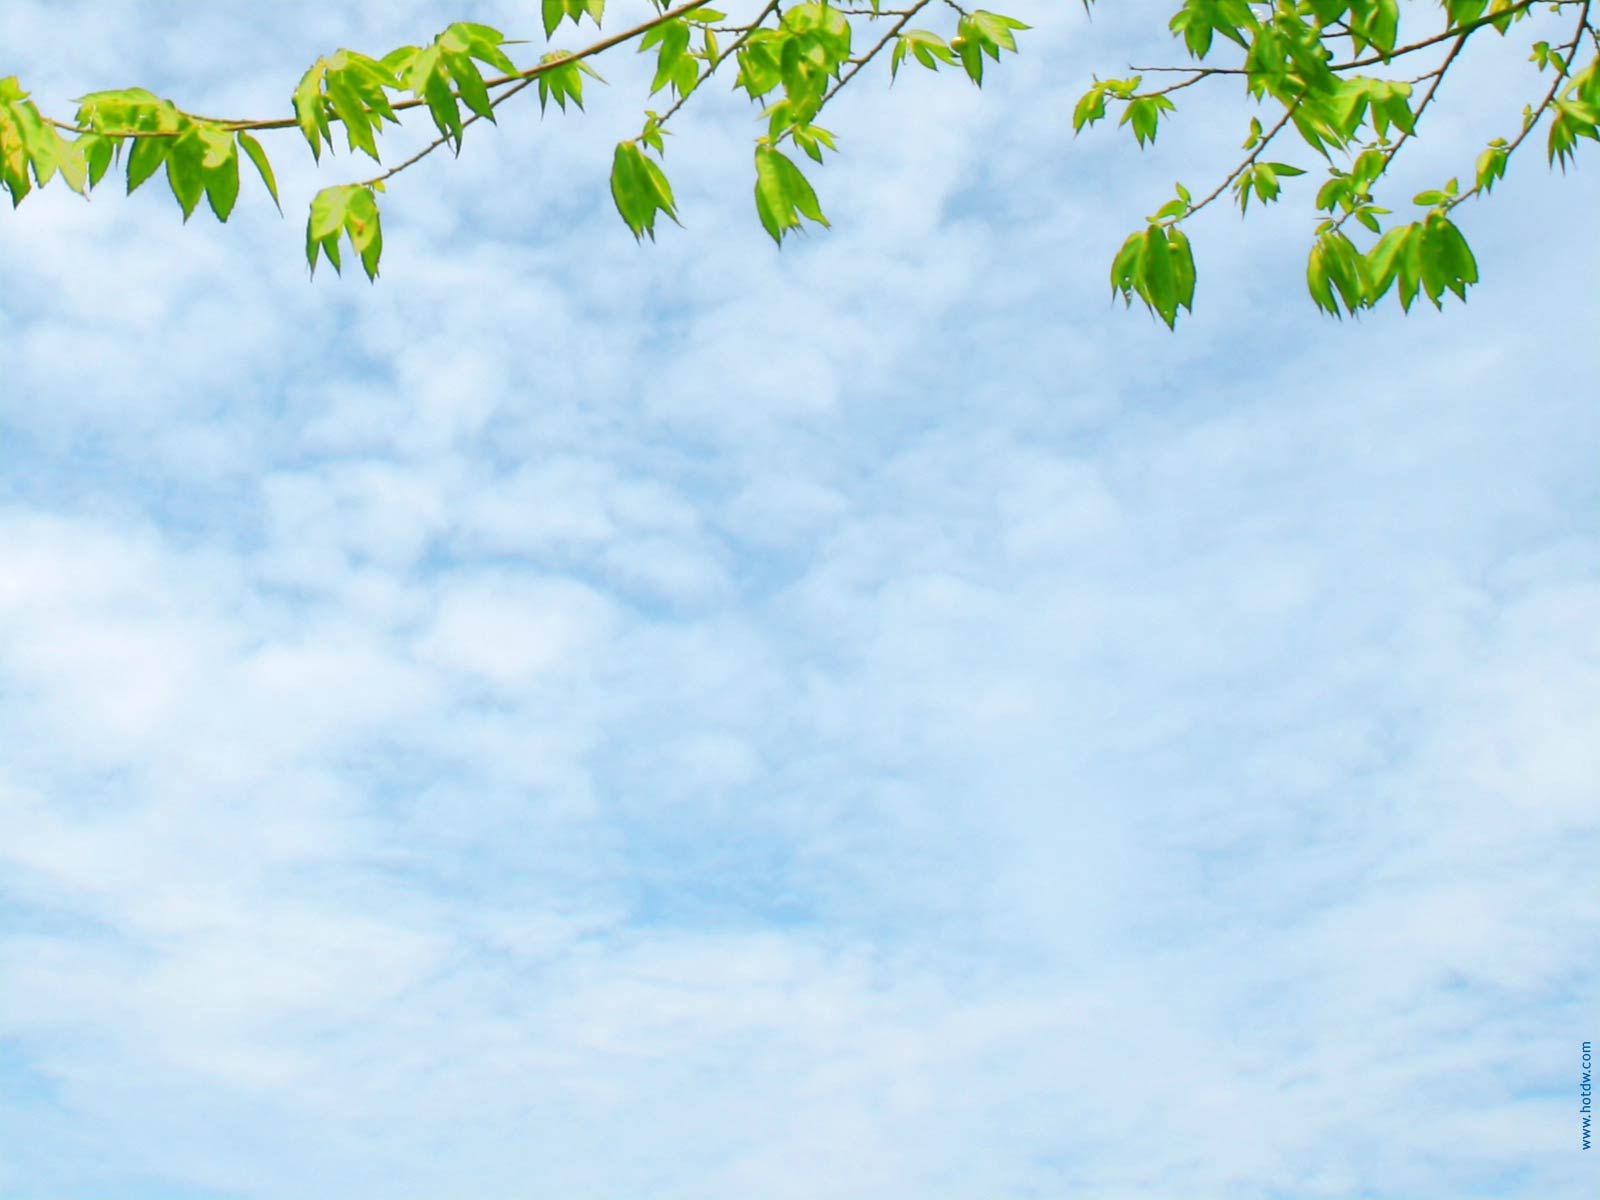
xmin=5 ymin=0 xmax=1598 ymax=324
xmin=1074 ymin=0 xmax=1600 ymax=323
xmin=6 ymin=0 xmax=1026 ymax=278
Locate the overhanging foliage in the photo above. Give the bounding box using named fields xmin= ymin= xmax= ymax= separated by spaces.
xmin=2 ymin=0 xmax=1596 ymax=324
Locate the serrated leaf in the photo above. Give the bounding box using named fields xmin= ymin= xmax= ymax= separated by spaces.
xmin=308 ymin=184 xmax=348 ymax=243
xmin=753 ymin=144 xmax=828 ymax=243
xmin=542 ymin=0 xmax=566 ymax=37
xmin=1110 ymin=229 xmax=1144 ymax=298
xmin=323 ymin=70 xmax=380 ymax=159
xmin=196 ymin=124 xmax=239 ymax=220
xmin=344 ymin=185 xmax=384 ymax=280
xmin=1072 ymin=87 xmax=1107 ymax=132
xmin=1168 ymin=225 xmax=1196 ymax=312
xmin=81 ymin=133 xmax=115 ymax=188
xmin=305 ymin=183 xmax=382 ymax=279
xmin=422 ymin=64 xmax=463 ymax=145
xmin=1363 ymin=223 xmax=1412 ymax=306
xmin=1306 ymin=240 xmax=1339 ymax=315
xmin=293 ymin=64 xmax=330 ymax=160
xmin=237 ymin=130 xmax=281 ymax=211
xmin=1140 ymin=223 xmax=1178 ymax=327
xmin=1474 ymin=145 xmax=1506 ymax=193
xmin=125 ymin=131 xmax=171 ymax=194
xmin=610 ymin=140 xmax=676 ymax=240
xmin=163 ymin=125 xmax=206 ymax=219
xmin=445 ymin=50 xmax=495 ymax=120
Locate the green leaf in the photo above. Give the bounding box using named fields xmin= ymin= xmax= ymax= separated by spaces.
xmin=1111 ymin=223 xmax=1192 ymax=327
xmin=1254 ymin=162 xmax=1281 ymax=202
xmin=544 ymin=0 xmax=604 ymax=37
xmin=1168 ymin=225 xmax=1197 ymax=313
xmin=306 ymin=183 xmax=383 ymax=279
xmin=1306 ymin=239 xmax=1338 ymax=314
xmin=0 ymin=85 xmax=91 ymax=201
xmin=448 ymin=23 xmax=520 ymax=75
xmin=1168 ymin=0 xmax=1255 ymax=58
xmin=163 ymin=125 xmax=206 ymax=219
xmin=1473 ymin=144 xmax=1507 ymax=193
xmin=1306 ymin=229 xmax=1368 ymax=316
xmin=1547 ymin=97 xmax=1600 ymax=168
xmin=1362 ymin=224 xmax=1409 ymax=303
xmin=0 ymin=113 xmax=32 ymax=205
xmin=1418 ymin=211 xmax=1477 ymax=305
xmin=125 ymin=131 xmax=171 ymax=194
xmin=308 ymin=184 xmax=346 ymax=242
xmin=542 ymin=0 xmax=566 ymax=37
xmin=1072 ymin=85 xmax=1108 ymax=132
xmin=423 ymin=60 xmax=464 ymax=146
xmin=444 ymin=49 xmax=495 ymax=120
xmin=197 ymin=123 xmax=240 ymax=220
xmin=80 ymin=133 xmax=115 ymax=189
xmin=1347 ymin=0 xmax=1399 ymax=57
xmin=1140 ymin=223 xmax=1178 ymax=327
xmin=1120 ymin=95 xmax=1175 ymax=147
xmin=1110 ymin=229 xmax=1144 ymax=299
xmin=73 ymin=86 xmax=166 ymax=135
xmin=1445 ymin=0 xmax=1488 ymax=26
xmin=893 ymin=30 xmax=956 ymax=79
xmin=44 ymin=130 xmax=89 ymax=195
xmin=293 ymin=63 xmax=331 ymax=160
xmin=345 ymin=185 xmax=384 ymax=279
xmin=735 ymin=35 xmax=785 ymax=99
xmin=323 ymin=69 xmax=380 ymax=158
xmin=236 ymin=130 xmax=281 ymax=211
xmin=644 ymin=19 xmax=693 ymax=95
xmin=537 ymin=54 xmax=598 ymax=112
xmin=790 ymin=121 xmax=837 ymax=163
xmin=953 ymin=29 xmax=985 ymax=84
xmin=639 ymin=153 xmax=678 ymax=216
xmin=610 ymin=140 xmax=678 ymax=240
xmin=969 ymin=10 xmax=1031 ymax=51
xmin=753 ymin=143 xmax=828 ymax=243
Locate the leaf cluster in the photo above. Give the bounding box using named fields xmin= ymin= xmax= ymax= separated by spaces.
xmin=610 ymin=137 xmax=679 ymax=240
xmin=2 ymin=1 xmax=1032 ymax=283
xmin=5 ymin=0 xmax=1591 ymax=325
xmin=306 ymin=182 xmax=383 ymax=279
xmin=1110 ymin=219 xmax=1196 ymax=329
xmin=72 ymin=86 xmax=279 ymax=219
xmin=1307 ymin=208 xmax=1479 ymax=315
xmin=1075 ymin=0 xmax=1600 ymax=323
xmin=1 ymin=77 xmax=87 ymax=205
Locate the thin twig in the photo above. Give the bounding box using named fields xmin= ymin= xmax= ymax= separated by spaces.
xmin=655 ymin=0 xmax=782 ymax=130
xmin=47 ymin=0 xmax=722 ymax=139
xmin=1449 ymin=0 xmax=1594 ymax=208
xmin=1170 ymin=98 xmax=1301 ymax=223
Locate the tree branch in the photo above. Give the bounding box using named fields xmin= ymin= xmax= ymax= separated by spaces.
xmin=1449 ymin=0 xmax=1595 ymax=208
xmin=47 ymin=0 xmax=723 ymax=140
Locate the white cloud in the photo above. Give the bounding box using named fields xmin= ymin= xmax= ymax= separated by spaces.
xmin=416 ymin=570 xmax=620 ymax=689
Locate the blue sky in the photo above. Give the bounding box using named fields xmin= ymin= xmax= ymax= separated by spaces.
xmin=1 ymin=2 xmax=1597 ymax=1198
